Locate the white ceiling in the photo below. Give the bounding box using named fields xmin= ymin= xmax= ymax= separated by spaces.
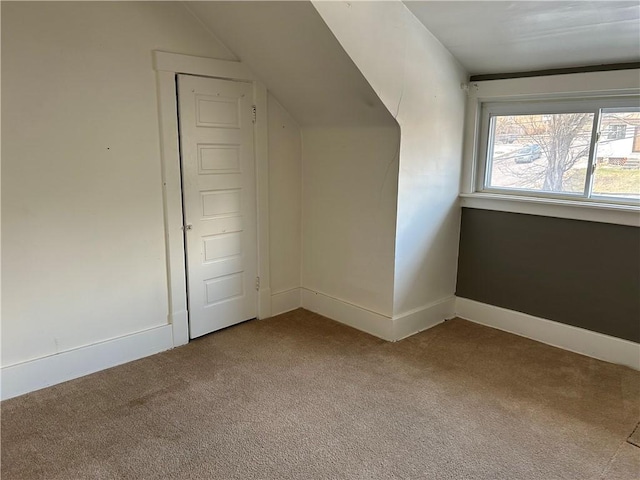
xmin=404 ymin=1 xmax=640 ymax=76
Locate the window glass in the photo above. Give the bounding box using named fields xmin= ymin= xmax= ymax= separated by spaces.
xmin=592 ymin=111 xmax=640 ymax=200
xmin=479 ymin=97 xmax=640 ymax=204
xmin=487 ymin=113 xmax=594 ymax=195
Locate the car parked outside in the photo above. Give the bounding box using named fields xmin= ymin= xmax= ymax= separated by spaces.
xmin=514 ymin=144 xmax=542 ymax=163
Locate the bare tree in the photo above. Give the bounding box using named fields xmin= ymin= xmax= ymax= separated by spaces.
xmin=496 ymin=114 xmax=593 ymax=191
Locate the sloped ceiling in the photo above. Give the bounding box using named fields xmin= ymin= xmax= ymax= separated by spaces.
xmin=185 ymin=1 xmax=395 ymax=127
xmin=185 ymin=1 xmax=639 ymax=125
xmin=404 ymin=1 xmax=640 ymax=75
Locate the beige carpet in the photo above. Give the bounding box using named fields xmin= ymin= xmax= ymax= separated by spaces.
xmin=629 ymin=422 xmax=640 ymax=448
xmin=2 ymin=309 xmax=639 ymax=479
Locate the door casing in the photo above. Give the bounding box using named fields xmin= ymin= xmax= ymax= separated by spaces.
xmin=153 ymin=51 xmax=271 ymax=347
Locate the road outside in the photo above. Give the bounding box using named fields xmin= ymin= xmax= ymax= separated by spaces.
xmin=489 ymin=143 xmax=590 ymax=193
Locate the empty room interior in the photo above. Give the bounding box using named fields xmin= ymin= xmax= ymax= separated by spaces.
xmin=2 ymin=1 xmax=640 ymax=478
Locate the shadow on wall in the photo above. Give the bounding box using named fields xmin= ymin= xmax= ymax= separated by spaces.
xmin=393 ymin=197 xmax=461 ymax=312
xmin=312 ymin=1 xmax=468 ymax=317
xmin=301 ymin=124 xmax=401 ymax=318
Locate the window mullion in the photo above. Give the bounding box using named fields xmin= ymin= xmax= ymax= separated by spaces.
xmin=583 ymin=109 xmax=602 ymax=198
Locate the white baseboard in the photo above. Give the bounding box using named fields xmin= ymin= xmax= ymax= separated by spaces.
xmin=455 ymin=297 xmax=640 ymax=370
xmin=393 ymin=296 xmax=456 ymax=341
xmin=300 ymin=288 xmax=455 ymax=341
xmin=301 ymin=288 xmax=395 ymax=340
xmin=1 ymin=324 xmax=174 ymax=400
xmin=271 ymin=288 xmax=301 ymax=316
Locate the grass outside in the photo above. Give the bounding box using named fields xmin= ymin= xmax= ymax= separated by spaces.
xmin=566 ymin=166 xmax=640 ymax=196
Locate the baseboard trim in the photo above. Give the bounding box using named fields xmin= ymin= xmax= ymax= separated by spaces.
xmin=301 ymin=288 xmax=395 ymax=340
xmin=393 ymin=296 xmax=456 ymax=341
xmin=271 ymin=288 xmax=301 ymax=317
xmin=1 ymin=324 xmax=174 ymax=400
xmin=455 ymin=297 xmax=640 ymax=370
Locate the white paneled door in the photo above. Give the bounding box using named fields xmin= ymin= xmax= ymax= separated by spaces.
xmin=177 ymin=74 xmax=257 ymax=339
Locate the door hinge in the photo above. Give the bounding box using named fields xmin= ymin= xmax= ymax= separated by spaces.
xmin=255 ymin=276 xmax=260 ymax=291
xmin=251 ymin=105 xmax=257 ymax=124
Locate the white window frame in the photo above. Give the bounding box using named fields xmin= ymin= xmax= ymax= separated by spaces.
xmin=460 ymin=69 xmax=640 ymax=227
xmin=478 ymin=97 xmax=639 ymax=203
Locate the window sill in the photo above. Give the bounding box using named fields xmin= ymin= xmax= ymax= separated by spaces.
xmin=459 ymin=193 xmax=640 ymax=227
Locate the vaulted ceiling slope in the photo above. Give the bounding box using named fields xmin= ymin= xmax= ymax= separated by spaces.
xmin=185 ymin=1 xmax=395 ymax=127
xmin=404 ymin=1 xmax=640 ymax=76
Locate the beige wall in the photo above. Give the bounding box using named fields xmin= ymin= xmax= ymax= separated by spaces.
xmin=301 ymin=126 xmax=399 ymax=317
xmin=268 ymin=95 xmax=302 ymax=295
xmin=2 ymin=0 xmax=466 ymax=379
xmin=313 ymin=1 xmax=468 ymax=316
xmin=2 ymin=2 xmax=290 ymax=367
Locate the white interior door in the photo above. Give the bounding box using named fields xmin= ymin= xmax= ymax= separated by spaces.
xmin=177 ymin=74 xmax=257 ymax=339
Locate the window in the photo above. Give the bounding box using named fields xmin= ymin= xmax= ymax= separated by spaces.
xmin=607 ymin=124 xmax=627 ymax=140
xmin=478 ymin=97 xmax=640 ymax=204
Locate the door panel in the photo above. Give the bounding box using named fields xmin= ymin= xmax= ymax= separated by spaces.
xmin=177 ymin=74 xmax=257 ymax=339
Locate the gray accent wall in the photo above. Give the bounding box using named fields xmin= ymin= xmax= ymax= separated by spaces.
xmin=456 ymin=208 xmax=640 ymax=343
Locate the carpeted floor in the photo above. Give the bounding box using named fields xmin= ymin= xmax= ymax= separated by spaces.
xmin=2 ymin=309 xmax=639 ymax=479
xmin=629 ymin=422 xmax=640 ymax=448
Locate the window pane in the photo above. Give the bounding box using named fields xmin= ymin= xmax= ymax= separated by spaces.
xmin=487 ymin=113 xmax=594 ymax=195
xmin=592 ymin=111 xmax=640 ymax=200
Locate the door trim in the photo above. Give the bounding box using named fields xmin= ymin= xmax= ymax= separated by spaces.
xmin=153 ymin=51 xmax=271 ymax=347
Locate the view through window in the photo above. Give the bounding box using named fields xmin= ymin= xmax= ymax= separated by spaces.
xmin=483 ymin=103 xmax=640 ymax=202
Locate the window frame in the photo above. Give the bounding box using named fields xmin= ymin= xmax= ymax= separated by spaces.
xmin=460 ymin=69 xmax=640 ymax=227
xmin=477 ymin=97 xmax=640 ymax=205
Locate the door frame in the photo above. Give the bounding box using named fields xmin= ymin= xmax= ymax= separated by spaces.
xmin=153 ymin=51 xmax=271 ymax=347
